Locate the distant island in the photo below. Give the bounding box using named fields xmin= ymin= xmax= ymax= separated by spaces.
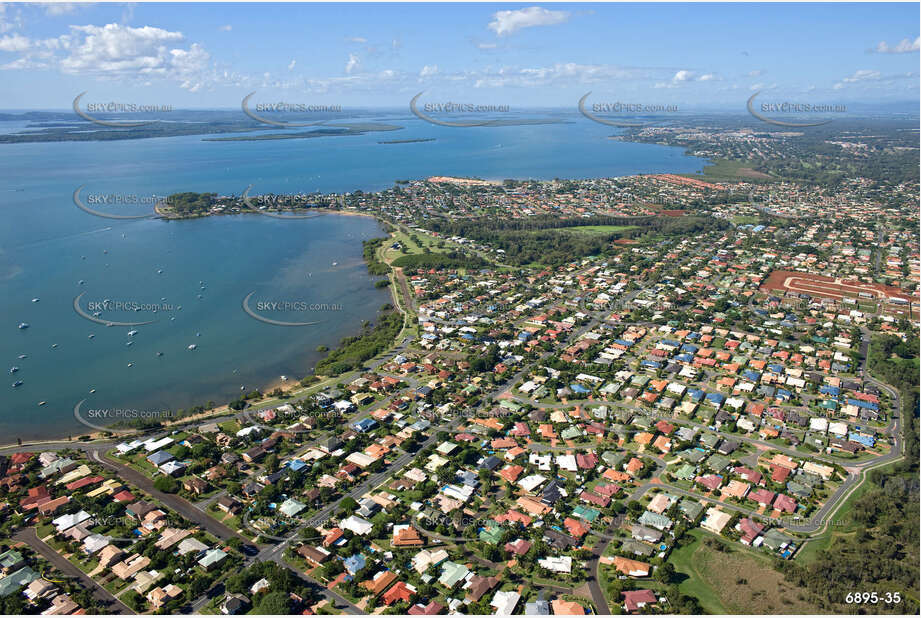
xmin=378 ymin=138 xmax=436 ymax=144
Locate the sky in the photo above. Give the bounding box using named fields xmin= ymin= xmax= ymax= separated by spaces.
xmin=0 ymin=2 xmax=918 ymax=110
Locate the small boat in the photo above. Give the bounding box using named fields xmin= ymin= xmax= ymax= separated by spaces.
xmin=197 ymin=294 xmax=203 ymax=299
xmin=79 ymin=280 xmax=85 ymax=285
xmin=126 ymin=341 xmax=133 ymax=347
xmin=280 ymin=375 xmax=288 ymax=381
xmin=89 ymin=388 xmax=96 ymax=393
xmin=92 ymin=311 xmax=101 ymax=317
xmin=187 ymin=344 xmax=197 ymax=350
xmin=157 ymin=269 xmax=163 ymax=274
xmin=103 ymin=250 xmax=108 ymax=254
xmin=51 ymin=343 xmax=58 ymax=348
xmin=38 ymin=401 xmax=46 ymax=406
xmin=18 ymin=322 xmax=28 ymax=329
xmin=240 ymin=385 xmax=245 ymax=391
xmin=127 ymin=362 xmax=133 ymax=367
xmin=331 ymin=261 xmax=338 ymax=266
xmin=31 ymin=298 xmax=39 ymax=303
xmin=196 ymin=332 xmax=201 ymax=337
xmin=10 ymin=367 xmax=19 ymax=374
xmin=156 ymin=351 xmax=163 ymax=356
xmin=170 ymin=317 xmax=176 ymax=321
xmin=17 ymin=354 xmax=26 ymax=359
xmin=127 ymin=330 xmax=138 ymax=336
xmin=88 ymin=334 xmax=95 ymax=339
xmin=12 ymin=380 xmax=23 ymax=387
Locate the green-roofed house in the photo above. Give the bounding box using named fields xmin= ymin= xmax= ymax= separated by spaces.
xmin=678 ymin=448 xmax=706 ymax=464
xmin=198 ymin=548 xmax=228 ymax=571
xmin=279 ymin=498 xmax=306 ymax=517
xmin=560 ymin=426 xmax=583 ymax=441
xmin=601 ymin=451 xmax=626 ymax=468
xmin=438 ymin=561 xmax=470 ymax=589
xmin=638 ymin=511 xmax=672 ymax=530
xmin=678 ymin=499 xmax=704 ymax=521
xmin=572 ymin=505 xmax=600 ymax=522
xmin=499 ymin=400 xmax=523 ymax=412
xmin=706 ymin=454 xmax=731 ymax=472
xmin=0 ymin=550 xmax=24 ymax=572
xmin=0 ymin=567 xmax=39 ymax=597
xmin=479 ymin=521 xmax=504 ymax=545
xmin=674 ymin=463 xmax=696 ymax=480
xmin=699 ymin=434 xmax=720 ymax=449
xmin=762 ymin=528 xmax=794 ymax=551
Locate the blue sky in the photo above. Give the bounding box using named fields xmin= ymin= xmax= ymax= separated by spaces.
xmin=1 ymin=2 xmax=918 ymax=109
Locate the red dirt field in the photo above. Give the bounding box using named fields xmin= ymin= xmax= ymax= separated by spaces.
xmin=761 ymin=270 xmax=917 ymax=317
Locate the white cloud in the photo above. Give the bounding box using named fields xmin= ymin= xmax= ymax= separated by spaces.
xmin=488 ymin=6 xmax=570 ymax=36
xmin=670 ymin=70 xmax=718 ymax=83
xmin=833 ymin=68 xmax=917 ymax=90
xmin=0 ymin=33 xmax=31 ymax=52
xmin=0 ymin=4 xmax=23 ymax=34
xmin=287 ymin=59 xmax=296 ymax=70
xmin=43 ymin=3 xmax=86 ymax=16
xmin=345 ymin=36 xmax=366 ymax=43
xmin=219 ymin=25 xmax=232 ymax=32
xmin=872 ymin=36 xmax=920 ymax=54
xmin=419 ymin=64 xmax=438 ymax=78
xmin=843 ymin=69 xmax=881 ymax=83
xmin=748 ymin=69 xmax=764 ymax=77
xmin=345 ymin=53 xmax=359 ymax=74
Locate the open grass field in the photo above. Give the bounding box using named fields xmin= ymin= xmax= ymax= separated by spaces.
xmin=670 ymin=530 xmax=821 ymax=614
xmin=687 ymin=158 xmax=774 ymax=182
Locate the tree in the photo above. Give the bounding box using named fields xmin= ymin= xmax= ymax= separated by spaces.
xmin=153 ymin=475 xmax=179 ymax=493
xmin=254 ymin=591 xmax=291 ymax=614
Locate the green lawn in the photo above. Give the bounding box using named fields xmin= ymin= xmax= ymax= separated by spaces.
xmin=686 ymin=158 xmax=774 ymax=183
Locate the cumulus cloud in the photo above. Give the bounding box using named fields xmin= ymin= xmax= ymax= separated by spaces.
xmin=287 ymin=59 xmax=296 ymax=70
xmin=218 ymin=24 xmax=232 ymax=32
xmin=345 ymin=36 xmax=366 ymax=43
xmin=871 ymin=36 xmax=919 ymax=54
xmin=345 ymin=53 xmax=359 ymax=74
xmin=670 ymin=70 xmax=718 ymax=83
xmin=748 ymin=69 xmax=764 ymax=77
xmin=488 ymin=6 xmax=570 ymax=36
xmin=419 ymin=64 xmax=438 ymax=78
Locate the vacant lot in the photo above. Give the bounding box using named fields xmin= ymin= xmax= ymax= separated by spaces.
xmin=671 ymin=530 xmax=821 ymax=614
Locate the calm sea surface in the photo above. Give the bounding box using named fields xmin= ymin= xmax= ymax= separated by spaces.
xmin=0 ymin=113 xmax=704 ymax=439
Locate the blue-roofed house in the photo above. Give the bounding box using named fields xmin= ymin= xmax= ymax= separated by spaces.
xmin=352 ymin=418 xmax=378 ymax=433
xmin=687 ymin=388 xmax=704 ymax=402
xmin=705 ymin=392 xmax=725 ymax=408
xmin=849 ymin=433 xmax=874 ymax=447
xmin=344 ymin=554 xmax=367 ymax=575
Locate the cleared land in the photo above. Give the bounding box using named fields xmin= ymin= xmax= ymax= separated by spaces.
xmin=671 ymin=530 xmax=822 ymax=615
